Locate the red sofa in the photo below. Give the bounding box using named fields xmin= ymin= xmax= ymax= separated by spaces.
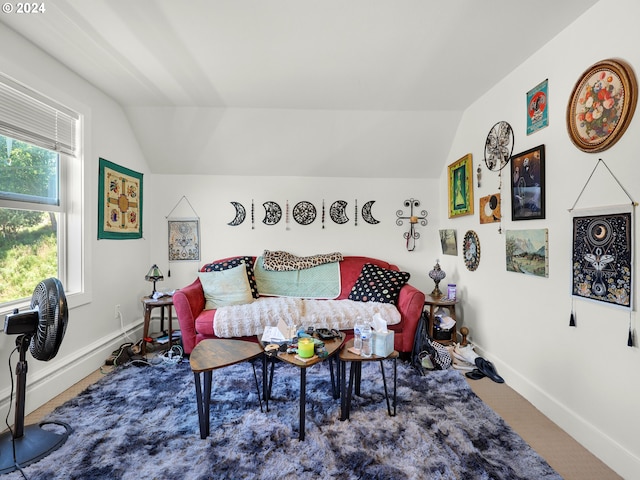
xmin=174 ymin=255 xmax=425 ymax=354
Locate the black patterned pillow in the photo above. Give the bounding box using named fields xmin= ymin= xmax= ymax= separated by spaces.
xmin=201 ymin=257 xmax=259 ymax=298
xmin=348 ymin=263 xmax=410 ymax=304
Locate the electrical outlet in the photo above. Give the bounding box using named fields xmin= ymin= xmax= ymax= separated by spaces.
xmin=114 ymin=304 xmax=120 ymax=319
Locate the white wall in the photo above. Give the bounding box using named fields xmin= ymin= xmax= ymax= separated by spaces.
xmin=0 ymin=26 xmax=153 ymax=420
xmin=148 ymin=174 xmax=440 ymax=295
xmin=439 ymin=0 xmax=639 ymax=477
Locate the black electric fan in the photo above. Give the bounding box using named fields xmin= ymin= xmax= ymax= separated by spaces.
xmin=0 ymin=277 xmax=70 ymax=474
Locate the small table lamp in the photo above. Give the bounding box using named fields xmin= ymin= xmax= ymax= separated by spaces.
xmin=428 ymin=260 xmax=446 ymax=297
xmin=145 ymin=264 xmax=164 ymax=296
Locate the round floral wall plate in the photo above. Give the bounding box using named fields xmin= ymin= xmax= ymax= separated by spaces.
xmin=566 ymin=58 xmax=637 ymax=153
xmin=463 ymin=230 xmax=480 ymax=271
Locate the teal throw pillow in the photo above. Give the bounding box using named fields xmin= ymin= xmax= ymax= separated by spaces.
xmin=198 ymin=263 xmax=254 ymax=310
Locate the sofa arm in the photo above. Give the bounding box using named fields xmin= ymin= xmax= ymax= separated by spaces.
xmin=396 ymin=283 xmax=426 ymax=353
xmin=174 ymin=278 xmax=206 ymax=354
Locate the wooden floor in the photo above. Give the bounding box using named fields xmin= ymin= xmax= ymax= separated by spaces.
xmin=466 ymin=375 xmax=622 ymax=480
xmin=19 ymin=364 xmax=622 ymax=480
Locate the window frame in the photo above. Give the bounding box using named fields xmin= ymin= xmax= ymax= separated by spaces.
xmin=0 ymin=74 xmax=89 ymax=322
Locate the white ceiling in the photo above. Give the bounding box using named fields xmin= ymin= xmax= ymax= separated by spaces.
xmin=2 ymin=0 xmax=599 ymax=178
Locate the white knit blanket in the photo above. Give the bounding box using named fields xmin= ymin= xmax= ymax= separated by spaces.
xmin=213 ymin=297 xmax=401 ymax=338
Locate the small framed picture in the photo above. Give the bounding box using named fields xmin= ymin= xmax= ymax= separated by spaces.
xmin=448 ymin=153 xmax=474 ymax=218
xmin=510 ymin=145 xmax=545 ymax=221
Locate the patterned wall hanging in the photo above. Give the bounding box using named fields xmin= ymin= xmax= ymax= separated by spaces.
xmin=262 ymin=201 xmax=282 ymax=225
xmin=293 ymin=201 xmax=316 ymax=225
xmin=571 ymin=206 xmax=632 ymax=309
xmin=168 ymin=219 xmax=200 ymax=261
xmin=98 ymin=158 xmax=143 ymax=239
xmin=361 ymin=200 xmax=381 ymax=224
xmin=166 ymin=195 xmax=200 ymax=262
xmin=227 ymin=201 xmax=246 ymax=226
xmin=568 ymin=159 xmax=636 ymax=346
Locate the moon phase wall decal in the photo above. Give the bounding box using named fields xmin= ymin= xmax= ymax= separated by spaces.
xmin=262 ymin=201 xmax=282 ymax=225
xmin=330 ymin=200 xmax=349 ymax=224
xmin=361 ymin=200 xmax=380 ymax=224
xmin=227 ymin=201 xmax=246 ymax=226
xmin=228 ymin=199 xmax=381 ymax=227
xmin=292 ymin=201 xmax=317 ymax=225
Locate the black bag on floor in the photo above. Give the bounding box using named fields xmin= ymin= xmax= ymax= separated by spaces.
xmin=411 ymin=312 xmax=451 ymax=375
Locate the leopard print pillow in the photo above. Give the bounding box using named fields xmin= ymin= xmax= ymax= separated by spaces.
xmin=262 ymin=250 xmax=343 ymax=271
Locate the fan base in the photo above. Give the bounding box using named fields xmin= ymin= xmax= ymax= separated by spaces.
xmin=0 ymin=421 xmax=70 ymax=474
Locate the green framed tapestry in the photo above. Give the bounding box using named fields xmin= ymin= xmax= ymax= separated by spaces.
xmin=98 ymin=158 xmax=143 ymax=239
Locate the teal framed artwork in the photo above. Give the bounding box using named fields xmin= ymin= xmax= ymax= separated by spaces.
xmin=98 ymin=158 xmax=143 ymax=239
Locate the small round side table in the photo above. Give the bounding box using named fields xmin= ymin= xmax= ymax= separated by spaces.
xmin=423 ymin=294 xmax=459 ymax=345
xmin=141 ymin=295 xmax=174 ymax=355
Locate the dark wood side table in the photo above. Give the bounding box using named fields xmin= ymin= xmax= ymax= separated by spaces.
xmin=141 ymin=295 xmax=174 ymax=355
xmin=189 ymin=339 xmax=264 ymax=439
xmin=339 ymin=339 xmax=398 ymax=421
xmin=423 ymin=294 xmax=459 ymax=345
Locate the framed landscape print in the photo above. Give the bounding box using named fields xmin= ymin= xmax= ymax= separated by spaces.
xmin=439 ymin=229 xmax=458 ymax=256
xmin=510 ymin=145 xmax=545 ymax=221
xmin=505 ymin=229 xmax=549 ymax=278
xmin=448 ymin=154 xmax=474 ymax=218
xmin=566 ymin=58 xmax=637 ymax=153
xmin=98 ymin=158 xmax=143 ymax=239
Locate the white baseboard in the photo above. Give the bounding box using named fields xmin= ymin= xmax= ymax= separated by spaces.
xmin=476 ymin=344 xmax=640 ymax=480
xmin=0 ymin=319 xmax=144 ymax=427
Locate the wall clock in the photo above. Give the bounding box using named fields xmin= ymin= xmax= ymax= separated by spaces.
xmin=484 ymin=121 xmax=514 ymax=171
xmin=463 ymin=230 xmax=481 ymax=271
xmin=566 ymin=58 xmax=637 ymax=153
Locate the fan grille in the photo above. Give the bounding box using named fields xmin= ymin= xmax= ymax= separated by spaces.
xmin=29 ymin=278 xmax=68 ymax=361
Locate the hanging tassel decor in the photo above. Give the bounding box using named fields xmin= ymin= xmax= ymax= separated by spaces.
xmin=628 ymin=315 xmax=634 ymax=347
xmin=569 ymin=299 xmax=576 ymax=327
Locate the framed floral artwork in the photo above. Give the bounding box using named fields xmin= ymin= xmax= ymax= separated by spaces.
xmin=448 ymin=153 xmax=474 ymax=218
xmin=98 ymin=158 xmax=143 ymax=239
xmin=463 ymin=230 xmax=480 ymax=271
xmin=566 ymin=58 xmax=637 ymax=153
xmin=510 ymin=145 xmax=545 ymax=221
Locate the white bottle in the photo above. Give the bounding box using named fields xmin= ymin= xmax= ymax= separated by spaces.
xmin=353 ymin=319 xmax=364 ymax=352
xmin=361 ymin=325 xmax=372 ymax=357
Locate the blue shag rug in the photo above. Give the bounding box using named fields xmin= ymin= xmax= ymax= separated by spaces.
xmin=5 ymin=357 xmax=562 ymax=480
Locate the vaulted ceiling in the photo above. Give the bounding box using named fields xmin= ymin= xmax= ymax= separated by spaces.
xmin=2 ymin=0 xmax=599 ymax=178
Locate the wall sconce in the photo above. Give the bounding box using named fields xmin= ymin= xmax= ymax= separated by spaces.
xmin=145 ymin=264 xmax=164 ymax=296
xmin=396 ymin=199 xmax=428 ymax=251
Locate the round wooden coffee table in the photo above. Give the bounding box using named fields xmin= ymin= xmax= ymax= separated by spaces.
xmin=189 ymin=339 xmax=264 ymax=439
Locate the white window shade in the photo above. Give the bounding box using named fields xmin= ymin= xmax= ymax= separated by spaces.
xmin=0 ymin=73 xmax=79 ymax=157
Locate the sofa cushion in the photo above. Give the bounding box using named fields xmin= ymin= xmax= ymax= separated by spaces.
xmin=348 ymin=263 xmax=411 ymax=305
xmin=201 ymin=256 xmax=259 ymax=298
xmin=198 ymin=263 xmax=254 ymax=310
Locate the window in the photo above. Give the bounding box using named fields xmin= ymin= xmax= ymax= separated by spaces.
xmin=0 ymin=73 xmax=83 ymax=315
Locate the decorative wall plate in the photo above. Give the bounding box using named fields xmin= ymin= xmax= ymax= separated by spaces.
xmin=292 ymin=201 xmax=316 ymax=225
xmin=566 ymin=58 xmax=637 ymax=153
xmin=484 ymin=121 xmax=514 ymax=171
xmin=463 ymin=230 xmax=480 ymax=271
